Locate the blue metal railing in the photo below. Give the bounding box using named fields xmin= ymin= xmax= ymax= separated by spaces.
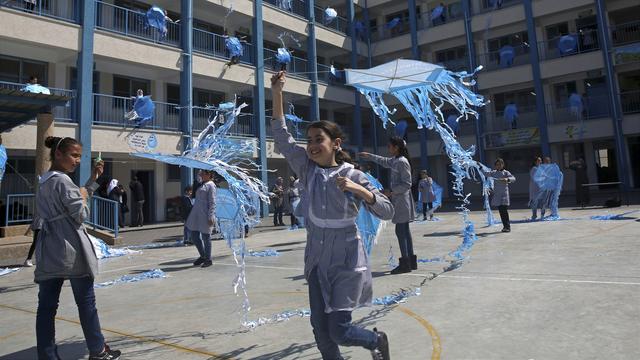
xmin=264 ymin=0 xmax=306 ymax=18
xmin=437 ymin=58 xmax=469 ymax=72
xmin=4 ymin=194 xmax=35 ymax=226
xmin=621 ymin=91 xmax=640 ymax=115
xmin=264 ymin=48 xmax=309 ymax=79
xmin=546 ymin=95 xmax=611 ymax=124
xmin=313 ymin=6 xmax=348 ymax=34
xmin=477 ymin=44 xmax=531 ymax=71
xmin=93 ymin=93 xmax=180 ymax=131
xmin=86 ymin=196 xmax=119 ymax=238
xmin=95 ymin=1 xmax=180 ymax=47
xmin=193 ymin=29 xmax=254 ymax=64
xmin=476 ymin=0 xmax=522 ymax=14
xmin=538 ymin=32 xmax=600 ymax=61
xmin=0 ymin=0 xmax=79 ymax=23
xmin=417 ymin=3 xmax=463 ymax=31
xmin=0 ymin=80 xmax=76 ymax=123
xmin=192 ymin=108 xmax=257 ymax=137
xmin=611 ymin=21 xmax=640 ymax=47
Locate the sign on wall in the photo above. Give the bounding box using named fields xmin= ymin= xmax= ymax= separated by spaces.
xmin=484 ymin=127 xmax=540 ymax=149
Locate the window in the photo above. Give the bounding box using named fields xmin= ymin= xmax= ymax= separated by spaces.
xmin=385 ymin=8 xmax=419 ymax=36
xmin=167 ymin=164 xmax=181 ymax=182
xmin=167 ymin=84 xmax=180 ymax=104
xmin=493 ymin=88 xmax=536 ymax=111
xmin=113 ymin=75 xmax=150 ymax=98
xmin=497 ymin=147 xmax=538 ymax=173
xmin=69 ymin=67 xmax=100 ymax=92
xmin=194 ymin=20 xmax=224 ymax=35
xmin=487 ymin=31 xmax=528 ymax=52
xmin=553 ymin=81 xmax=577 ymax=104
xmin=595 ymin=149 xmax=609 ymax=168
xmin=193 ymin=88 xmax=225 ymax=107
xmin=546 ymin=22 xmax=569 ymax=41
xmin=0 ymin=55 xmax=47 ymax=85
xmin=561 ymin=143 xmax=584 ymax=168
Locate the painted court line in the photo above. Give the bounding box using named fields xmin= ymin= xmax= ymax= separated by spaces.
xmin=410 ymin=273 xmax=640 ymax=286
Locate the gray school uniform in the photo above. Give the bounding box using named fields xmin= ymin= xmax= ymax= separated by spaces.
xmin=418 ymin=178 xmax=436 ymax=203
xmin=486 ymin=170 xmax=516 ymax=206
xmin=33 ymin=171 xmax=100 ymax=283
xmin=529 ymin=166 xmax=540 ymax=206
xmin=185 ymin=180 xmax=217 ymax=234
xmin=367 ymin=154 xmax=415 ymax=223
xmin=271 ymin=117 xmax=394 ymax=313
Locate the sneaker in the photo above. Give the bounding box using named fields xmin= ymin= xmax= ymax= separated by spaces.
xmin=370 ymin=328 xmax=390 ymax=360
xmin=23 ymin=259 xmax=33 ymax=267
xmin=89 ymin=345 xmax=121 ymax=360
xmin=193 ymin=258 xmax=205 ymax=266
xmin=201 ymin=260 xmax=213 ymax=268
xmin=501 ymin=228 xmax=511 ymax=233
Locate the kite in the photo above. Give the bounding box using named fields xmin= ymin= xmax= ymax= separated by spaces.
xmin=21 ymin=83 xmax=51 ymax=94
xmin=346 ymin=59 xmax=494 ymax=266
xmin=530 ymin=164 xmax=563 ymax=219
xmin=125 ymin=95 xmax=155 ymax=127
xmin=503 ymin=103 xmax=518 ymax=129
xmin=145 ymin=6 xmax=170 ymax=38
xmin=357 ymin=172 xmax=386 ymax=256
xmin=558 ymin=34 xmax=578 ymax=56
xmin=499 ymin=45 xmax=515 ymax=68
xmin=324 ymin=7 xmax=337 ymax=24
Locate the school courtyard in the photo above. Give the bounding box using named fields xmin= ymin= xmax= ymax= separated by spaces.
xmin=1 ymin=205 xmax=639 ymax=360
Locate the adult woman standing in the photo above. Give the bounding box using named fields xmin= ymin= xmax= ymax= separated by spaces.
xmin=34 ymin=136 xmax=121 ymax=360
xmin=186 ymin=169 xmax=217 ymax=268
xmin=360 ymin=137 xmax=417 ymax=273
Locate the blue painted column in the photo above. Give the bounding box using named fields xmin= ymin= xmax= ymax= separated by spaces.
xmin=253 ymin=0 xmax=269 ymax=218
xmin=523 ymin=0 xmax=550 ymax=157
xmin=347 ymin=0 xmax=362 ymax=151
xmin=305 ymin=0 xmax=320 ymax=121
xmin=595 ymin=0 xmax=630 ymax=191
xmin=77 ymin=0 xmax=95 ymax=185
xmin=462 ymin=0 xmax=486 ymax=164
xmin=408 ymin=0 xmax=428 ymax=171
xmin=363 ymin=0 xmax=379 ymax=160
xmin=180 ymin=0 xmax=194 ymax=190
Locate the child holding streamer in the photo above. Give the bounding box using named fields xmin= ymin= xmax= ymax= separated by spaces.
xmin=359 ymin=137 xmax=416 ymax=274
xmin=271 ymin=71 xmax=394 ymax=360
xmin=185 ymin=169 xmax=217 ymax=268
xmin=486 ymin=158 xmax=516 ymax=232
xmin=418 ymin=170 xmax=436 ymax=221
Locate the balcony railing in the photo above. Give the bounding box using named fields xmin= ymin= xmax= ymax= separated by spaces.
xmin=417 ymin=3 xmax=463 ymax=31
xmin=621 ymin=91 xmax=640 ymax=114
xmin=437 ymin=58 xmax=469 ymax=72
xmin=538 ymin=32 xmax=600 ymax=61
xmin=313 ymin=6 xmax=348 ymax=34
xmin=0 ymin=81 xmax=75 ymax=123
xmin=192 ymin=108 xmax=257 ymax=137
xmin=4 ymin=193 xmax=35 ymax=226
xmin=1 ymin=0 xmax=78 ymax=23
xmin=93 ymin=93 xmax=180 ymax=131
xmin=611 ymin=21 xmax=640 ymax=47
xmin=264 ymin=0 xmax=306 ymax=18
xmin=477 ymin=44 xmax=530 ymax=71
xmin=546 ymin=95 xmax=611 ymax=124
xmin=484 ymin=105 xmax=538 ymax=131
xmin=193 ymin=29 xmax=254 ymax=65
xmin=476 ymin=0 xmax=522 ymax=14
xmin=264 ymin=48 xmax=309 ymax=79
xmin=96 ymin=1 xmax=180 ymax=47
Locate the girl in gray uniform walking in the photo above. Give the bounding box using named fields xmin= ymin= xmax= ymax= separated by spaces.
xmin=185 ymin=169 xmax=217 ymax=268
xmin=271 ymin=71 xmax=394 ymax=360
xmin=486 ymin=158 xmax=516 ymax=232
xmin=359 ymin=137 xmax=416 ymax=274
xmin=33 ymin=137 xmax=121 ymax=360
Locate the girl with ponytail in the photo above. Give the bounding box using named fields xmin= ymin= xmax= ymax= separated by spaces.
xmin=359 ymin=136 xmax=417 ymax=274
xmin=271 ymin=71 xmax=394 ymax=360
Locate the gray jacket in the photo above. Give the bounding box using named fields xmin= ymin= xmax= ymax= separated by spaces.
xmin=487 ymin=169 xmax=516 ymax=207
xmin=367 ymin=154 xmax=415 ymax=223
xmin=33 ymin=172 xmax=99 ymax=283
xmin=418 ymin=177 xmax=436 ymax=203
xmin=185 ymin=181 xmax=217 ymax=234
xmin=271 ymin=117 xmax=394 ymax=313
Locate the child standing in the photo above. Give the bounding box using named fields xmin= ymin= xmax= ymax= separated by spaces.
xmin=487 ymin=158 xmax=516 ymax=232
xmin=271 ymin=71 xmax=393 ymax=360
xmin=529 ymin=156 xmax=543 ymax=220
xmin=34 ymin=136 xmax=120 ymax=360
xmin=185 ymin=170 xmax=217 ymax=268
xmin=359 ymin=137 xmax=416 ymax=274
xmin=418 ymin=170 xmax=436 ymax=221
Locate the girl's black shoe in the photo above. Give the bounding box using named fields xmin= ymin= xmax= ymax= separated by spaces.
xmin=370 ymin=328 xmax=390 ymax=360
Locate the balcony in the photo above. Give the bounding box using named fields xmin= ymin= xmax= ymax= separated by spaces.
xmin=546 ymin=95 xmax=611 ymax=124
xmin=193 ymin=29 xmax=254 ymax=65
xmin=477 ymin=44 xmax=530 ymax=71
xmin=476 ymin=0 xmax=522 ymax=14
xmin=313 ymin=5 xmax=348 ymax=34
xmin=621 ymin=91 xmax=640 ymax=115
xmin=438 ymin=58 xmax=469 ymax=72
xmin=485 ymin=105 xmax=539 ymax=132
xmin=1 ymin=0 xmax=78 ymax=23
xmin=417 ymin=3 xmax=464 ymax=31
xmin=264 ymin=0 xmax=306 ymax=19
xmin=264 ymin=48 xmax=309 ymax=79
xmin=93 ymin=93 xmax=179 ymax=131
xmin=95 ymin=1 xmax=180 ymax=47
xmin=192 ymin=108 xmax=257 ymax=137
xmin=537 ymin=33 xmax=600 ymax=61
xmin=0 ymin=81 xmax=75 ymax=123
xmin=611 ymin=21 xmax=640 ymax=47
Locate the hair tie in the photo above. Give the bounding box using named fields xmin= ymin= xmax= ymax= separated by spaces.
xmin=55 ymin=137 xmax=65 ymax=151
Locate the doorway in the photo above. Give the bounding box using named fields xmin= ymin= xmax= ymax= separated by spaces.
xmin=593 ymin=140 xmax=618 ymax=189
xmin=131 ymin=170 xmax=155 ymax=224
xmin=628 ymin=137 xmax=640 ymax=188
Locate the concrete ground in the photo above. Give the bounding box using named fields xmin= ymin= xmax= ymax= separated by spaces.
xmin=1 ymin=206 xmax=639 ymax=360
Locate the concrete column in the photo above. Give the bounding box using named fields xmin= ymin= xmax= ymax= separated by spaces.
xmin=35 ymin=113 xmax=54 ymax=180
xmin=180 ymin=0 xmax=194 ymax=190
xmin=253 ymin=0 xmax=268 ymax=218
xmin=305 ymin=0 xmax=320 ymax=122
xmin=77 ymin=0 xmax=96 ymax=185
xmin=463 ymin=0 xmax=486 ymax=164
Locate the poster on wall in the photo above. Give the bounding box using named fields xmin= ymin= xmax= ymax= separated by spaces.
xmin=127 ymin=132 xmax=159 ymax=153
xmin=614 ymin=43 xmax=640 ymax=65
xmin=484 ymin=127 xmax=540 ymax=149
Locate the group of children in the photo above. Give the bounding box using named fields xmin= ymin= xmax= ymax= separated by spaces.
xmin=28 ymin=70 xmax=518 ymax=360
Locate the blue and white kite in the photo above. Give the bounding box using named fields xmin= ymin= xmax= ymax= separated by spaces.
xmin=504 ymin=103 xmax=518 ymax=129
xmin=558 ymin=34 xmax=578 ymax=56
xmin=131 ymin=97 xmax=270 ymax=326
xmin=357 ymin=172 xmax=385 ymax=255
xmin=346 ymin=59 xmax=493 ymax=266
xmin=0 ymin=144 xmax=6 ymax=184
xmin=394 ymin=120 xmax=409 ymax=138
xmin=285 ymin=103 xmax=307 ymax=138
xmin=499 ymin=45 xmax=515 ymax=68
xmin=225 ymin=36 xmax=244 ymax=58
xmin=386 ymin=17 xmax=401 ymax=29
xmin=324 ymin=7 xmax=337 ymax=24
xmin=125 ymin=95 xmax=155 ymax=127
xmin=21 ymin=83 xmax=51 ymax=95
xmin=276 ymin=48 xmax=292 ymax=71
xmin=530 ymin=163 xmax=563 ymax=218
xmin=145 ymin=6 xmax=169 ymax=38
xmin=277 ymin=0 xmax=293 ymax=11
